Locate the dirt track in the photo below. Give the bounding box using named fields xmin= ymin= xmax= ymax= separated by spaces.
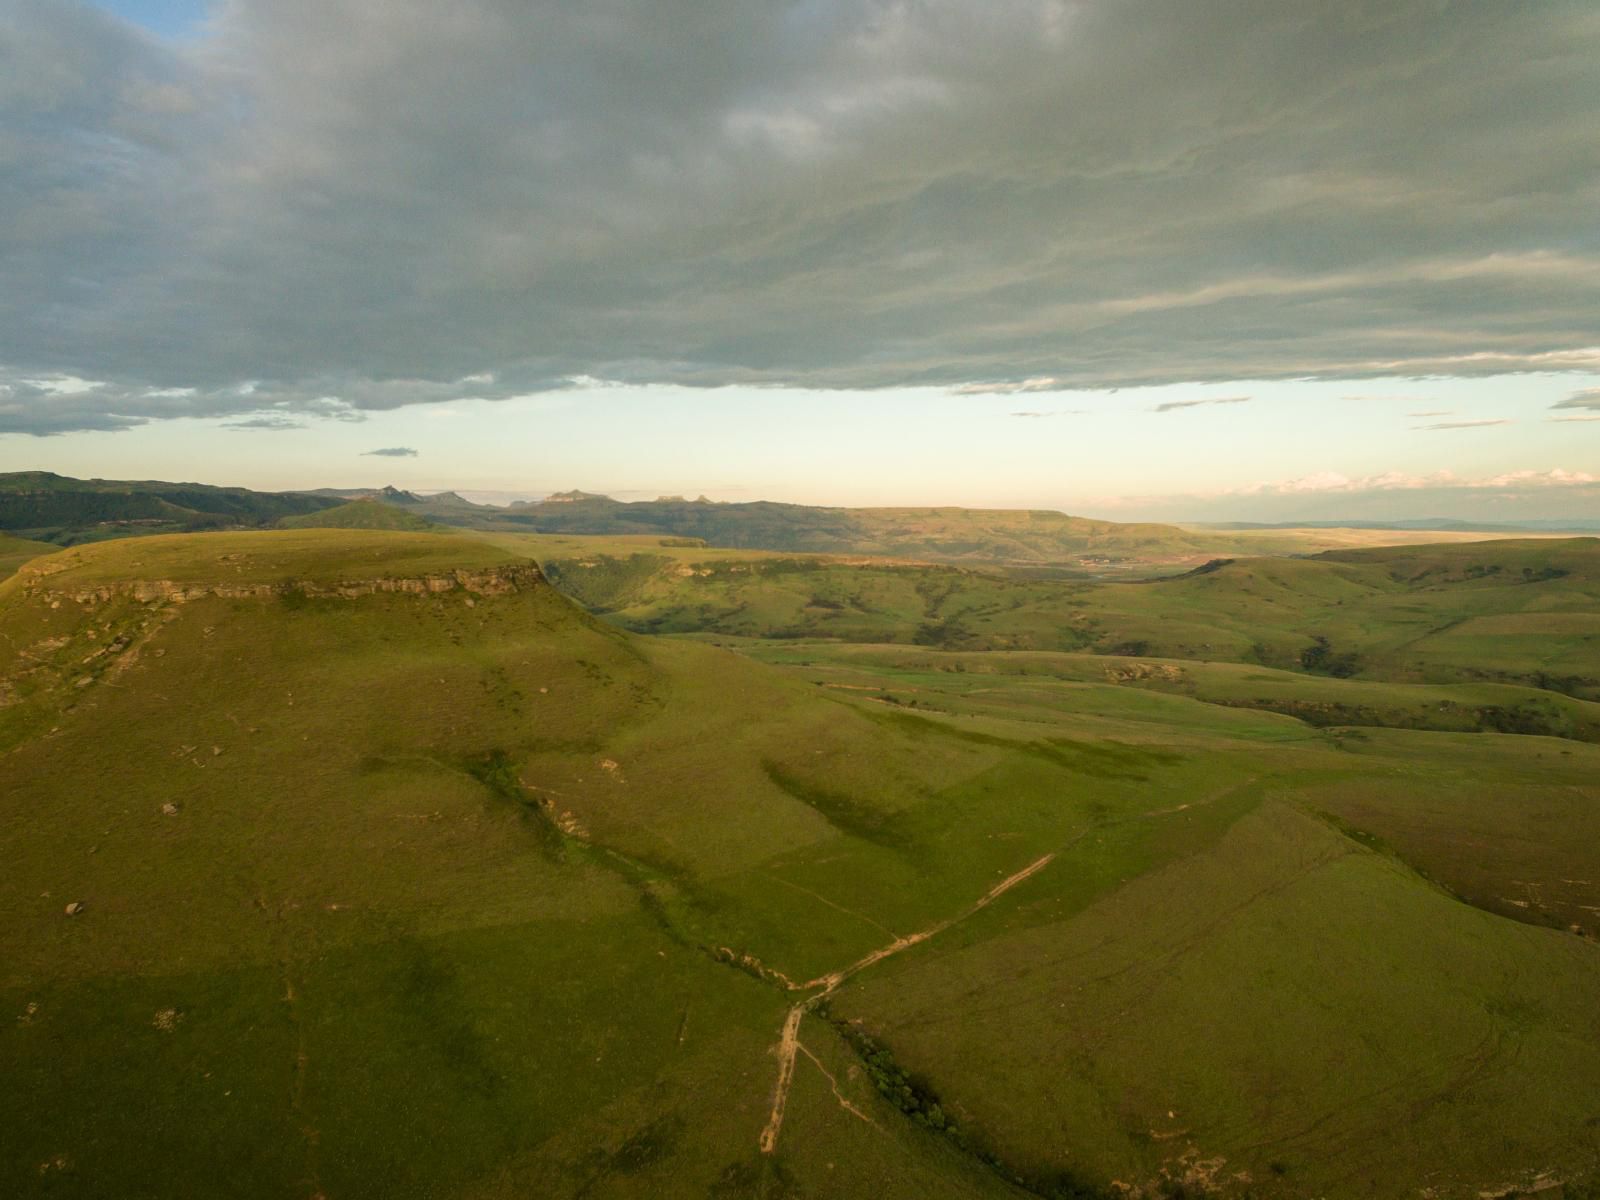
xmin=759 ymin=852 xmax=1056 ymax=1153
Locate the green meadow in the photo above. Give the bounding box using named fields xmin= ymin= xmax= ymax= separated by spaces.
xmin=0 ymin=532 xmax=53 ymax=581
xmin=523 ymin=534 xmax=1600 ymax=697
xmin=3 ymin=529 xmax=1598 ymax=1198
xmin=280 ymin=498 xmax=441 ymax=532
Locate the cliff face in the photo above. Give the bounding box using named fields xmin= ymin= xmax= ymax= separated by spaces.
xmin=11 ymin=562 xmax=547 ymax=606
xmin=0 ymin=561 xmax=553 ymax=721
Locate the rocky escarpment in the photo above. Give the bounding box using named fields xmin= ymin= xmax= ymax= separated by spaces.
xmin=11 ymin=562 xmax=546 ymax=606
xmin=0 ymin=562 xmax=550 ymax=722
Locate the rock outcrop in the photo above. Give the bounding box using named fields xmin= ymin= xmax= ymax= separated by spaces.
xmin=14 ymin=562 xmax=546 ymax=606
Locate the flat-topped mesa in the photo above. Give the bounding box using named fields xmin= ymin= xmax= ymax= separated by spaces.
xmin=13 ymin=561 xmax=546 ymax=606
xmin=2 ymin=529 xmax=548 ymax=607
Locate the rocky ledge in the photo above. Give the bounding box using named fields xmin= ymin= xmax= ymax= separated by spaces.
xmin=16 ymin=562 xmax=546 ymax=605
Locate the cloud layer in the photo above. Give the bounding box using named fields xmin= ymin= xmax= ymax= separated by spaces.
xmin=1554 ymin=387 xmax=1600 ymax=412
xmin=3 ymin=0 xmax=1599 ymax=434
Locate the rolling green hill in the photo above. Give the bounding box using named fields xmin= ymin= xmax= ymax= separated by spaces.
xmin=521 ymin=535 xmax=1600 ymax=702
xmin=0 ymin=471 xmax=339 ymax=544
xmin=4 ymin=529 xmax=1599 ymax=1198
xmin=0 ymin=532 xmax=53 ymax=581
xmin=280 ymin=498 xmax=440 ymax=531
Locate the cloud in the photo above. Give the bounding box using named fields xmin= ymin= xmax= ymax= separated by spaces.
xmin=223 ymin=415 xmax=307 ymax=431
xmin=1009 ymin=409 xmax=1086 ymax=418
xmin=2 ymin=0 xmax=1599 ymax=434
xmin=955 ymin=378 xmax=1062 ymax=395
xmin=1552 ymin=414 xmax=1600 ymax=422
xmin=1406 ymin=410 xmax=1452 ymax=418
xmin=1152 ymin=396 xmax=1251 ymax=413
xmin=1552 ymin=387 xmax=1600 ymax=412
xmin=0 ymin=367 xmax=576 ymax=435
xmin=1096 ymin=466 xmax=1600 ymax=525
xmin=361 ymin=446 xmax=419 ymax=458
xmin=1480 ymin=468 xmax=1597 ymax=487
xmin=1233 ymin=467 xmax=1596 ymax=495
xmin=1412 ymin=419 xmax=1511 ymax=430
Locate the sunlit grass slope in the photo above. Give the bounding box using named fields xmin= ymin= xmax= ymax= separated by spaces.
xmin=832 ymin=799 xmax=1600 ymax=1198
xmin=741 ymin=642 xmax=1600 ymax=936
xmin=0 ymin=530 xmax=1185 ymax=1198
xmin=280 ymin=498 xmax=441 ymax=531
xmin=3 ymin=530 xmax=1598 ymax=1199
xmin=1073 ymin=538 xmax=1600 ymax=693
xmin=742 ymin=641 xmax=1600 ymax=743
xmin=520 ymin=535 xmax=1600 ymax=699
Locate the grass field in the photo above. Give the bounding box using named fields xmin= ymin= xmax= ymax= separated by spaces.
xmin=280 ymin=498 xmax=441 ymax=532
xmin=0 ymin=532 xmax=53 ymax=581
xmin=7 ymin=527 xmax=513 ymax=588
xmin=510 ymin=534 xmax=1600 ymax=701
xmin=3 ymin=530 xmax=1598 ymax=1198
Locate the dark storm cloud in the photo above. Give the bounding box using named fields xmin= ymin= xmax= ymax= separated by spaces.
xmin=362 ymin=446 xmax=418 ymax=457
xmin=3 ymin=0 xmax=1599 ymax=434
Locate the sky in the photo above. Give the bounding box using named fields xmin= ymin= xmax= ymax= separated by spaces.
xmin=1 ymin=1 xmax=1597 ymax=523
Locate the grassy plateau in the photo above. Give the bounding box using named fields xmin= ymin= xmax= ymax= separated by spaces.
xmin=2 ymin=528 xmax=1597 ymax=1199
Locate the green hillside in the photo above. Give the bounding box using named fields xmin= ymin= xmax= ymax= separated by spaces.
xmin=4 ymin=529 xmax=1599 ymax=1198
xmin=0 ymin=471 xmax=339 ymax=544
xmin=280 ymin=498 xmax=440 ymax=531
xmin=0 ymin=532 xmax=53 ymax=581
xmin=521 ymin=535 xmax=1600 ymax=701
xmin=1076 ymin=538 xmax=1600 ymax=695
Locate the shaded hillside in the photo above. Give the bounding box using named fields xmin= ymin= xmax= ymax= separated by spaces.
xmin=0 ymin=533 xmax=52 ymax=582
xmin=0 ymin=471 xmax=338 ymax=544
xmin=4 ymin=530 xmax=1600 ymax=1198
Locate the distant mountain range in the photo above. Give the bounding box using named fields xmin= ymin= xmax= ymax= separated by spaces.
xmin=312 ymin=486 xmax=1266 ymax=565
xmin=0 ymin=471 xmax=339 ymax=542
xmin=4 ymin=472 xmax=1593 ymax=567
